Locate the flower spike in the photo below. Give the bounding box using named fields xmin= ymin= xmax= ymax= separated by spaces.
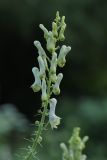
xmin=28 ymin=12 xmax=72 ymax=160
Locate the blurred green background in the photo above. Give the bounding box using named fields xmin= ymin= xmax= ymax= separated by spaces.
xmin=0 ymin=0 xmax=107 ymax=159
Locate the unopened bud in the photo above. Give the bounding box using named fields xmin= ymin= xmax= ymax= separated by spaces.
xmin=55 ymin=11 xmax=60 ymax=23
xmin=59 ymin=16 xmax=66 ymax=41
xmin=52 ymin=22 xmax=58 ymax=37
xmin=37 ymin=136 xmax=42 ymax=143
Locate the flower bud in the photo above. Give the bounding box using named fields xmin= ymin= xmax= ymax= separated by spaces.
xmin=38 ymin=56 xmax=46 ymax=79
xmin=52 ymin=22 xmax=58 ymax=37
xmin=49 ymin=98 xmax=61 ymax=129
xmin=59 ymin=16 xmax=66 ymax=41
xmin=31 ymin=67 xmax=41 ymax=92
xmin=41 ymin=78 xmax=48 ymax=102
xmin=55 ymin=11 xmax=60 ymax=23
xmin=46 ymin=31 xmax=56 ymax=53
xmin=57 ymin=45 xmax=71 ymax=67
xmin=53 ymin=73 xmax=63 ymax=95
xmin=39 ymin=24 xmax=49 ymax=40
xmin=37 ymin=136 xmax=42 ymax=144
xmin=34 ymin=41 xmax=48 ymax=68
xmin=50 ymin=52 xmax=57 ymax=74
xmin=59 ymin=26 xmax=66 ymax=41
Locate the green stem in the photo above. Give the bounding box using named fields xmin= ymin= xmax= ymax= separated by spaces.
xmin=25 ymin=71 xmax=52 ymax=160
xmin=25 ymin=101 xmax=48 ymax=160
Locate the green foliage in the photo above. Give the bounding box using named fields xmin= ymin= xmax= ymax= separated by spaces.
xmin=0 ymin=104 xmax=28 ymax=160
xmin=0 ymin=104 xmax=28 ymax=136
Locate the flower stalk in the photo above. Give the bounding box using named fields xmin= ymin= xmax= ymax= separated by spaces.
xmin=24 ymin=11 xmax=71 ymax=160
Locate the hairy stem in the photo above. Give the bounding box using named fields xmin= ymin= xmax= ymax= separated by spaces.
xmin=25 ymin=70 xmax=51 ymax=160
xmin=25 ymin=101 xmax=48 ymax=160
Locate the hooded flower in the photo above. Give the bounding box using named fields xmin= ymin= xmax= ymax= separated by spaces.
xmin=34 ymin=41 xmax=46 ymax=57
xmin=49 ymin=98 xmax=61 ymax=129
xmin=31 ymin=67 xmax=41 ymax=92
xmin=57 ymin=45 xmax=71 ymax=67
xmin=39 ymin=24 xmax=49 ymax=40
xmin=46 ymin=31 xmax=56 ymax=53
xmin=34 ymin=41 xmax=48 ymax=68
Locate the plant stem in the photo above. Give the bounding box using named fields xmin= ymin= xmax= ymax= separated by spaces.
xmin=25 ymin=71 xmax=52 ymax=160
xmin=25 ymin=101 xmax=48 ymax=160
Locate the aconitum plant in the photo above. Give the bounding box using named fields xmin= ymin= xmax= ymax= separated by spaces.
xmin=22 ymin=12 xmax=88 ymax=160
